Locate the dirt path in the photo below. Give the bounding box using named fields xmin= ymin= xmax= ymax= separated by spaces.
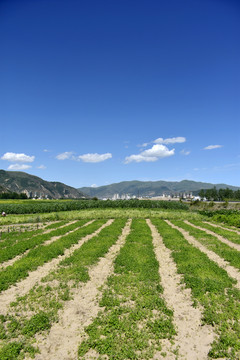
xmin=204 ymin=221 xmax=240 ymax=235
xmin=166 ymin=220 xmax=240 ymax=290
xmin=185 ymin=220 xmax=240 ymax=251
xmin=0 ymin=221 xmax=94 ymax=270
xmin=34 ymin=219 xmax=132 ymax=360
xmin=147 ymin=219 xmax=215 ymax=360
xmin=0 ymin=220 xmax=113 ymax=315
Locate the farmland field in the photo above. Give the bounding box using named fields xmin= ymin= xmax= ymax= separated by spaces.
xmin=0 ymin=208 xmax=239 ymax=359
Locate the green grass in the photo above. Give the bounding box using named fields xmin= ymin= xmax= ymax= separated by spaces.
xmin=78 ymin=219 xmax=175 ymax=360
xmin=151 ymin=219 xmax=240 ymax=359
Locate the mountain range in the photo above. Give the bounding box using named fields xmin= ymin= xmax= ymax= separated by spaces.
xmin=78 ymin=180 xmax=240 ymax=199
xmin=0 ymin=170 xmax=85 ymax=199
xmin=0 ymin=170 xmax=239 ymax=200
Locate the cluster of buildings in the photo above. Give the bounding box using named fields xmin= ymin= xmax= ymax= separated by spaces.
xmin=102 ymin=192 xmax=201 ymax=201
xmin=22 ymin=190 xmax=49 ymax=199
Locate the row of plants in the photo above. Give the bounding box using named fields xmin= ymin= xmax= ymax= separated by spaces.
xmin=151 ymin=219 xmax=240 ymax=359
xmin=171 ymin=220 xmax=240 ymax=270
xmin=0 ymin=221 xmax=67 ymax=250
xmin=198 ymin=209 xmax=240 ymax=228
xmin=0 ymin=219 xmax=127 ymax=359
xmin=0 ymin=220 xmax=107 ymax=292
xmin=0 ymin=220 xmax=88 ymax=264
xmin=0 ymin=199 xmax=189 ymax=214
xmin=188 ymin=219 xmax=240 ymax=245
xmin=78 ymin=219 xmax=175 ymax=359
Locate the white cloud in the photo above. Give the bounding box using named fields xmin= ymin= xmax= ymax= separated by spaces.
xmin=154 ymin=137 xmax=186 ymax=144
xmin=203 ymin=145 xmax=223 ymax=150
xmin=78 ymin=153 xmax=112 ymax=163
xmin=37 ymin=165 xmax=46 ymax=169
xmin=56 ymin=152 xmax=74 ymax=160
xmin=180 ymin=149 xmax=191 ymax=156
xmin=125 ymin=154 xmax=159 ymax=163
xmin=8 ymin=164 xmax=32 ymax=170
xmin=125 ymin=144 xmax=175 ymax=163
xmin=1 ymin=152 xmax=35 ymax=163
xmin=91 ymin=184 xmax=98 ymax=188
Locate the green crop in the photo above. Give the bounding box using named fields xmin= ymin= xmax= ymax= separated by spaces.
xmin=78 ymin=219 xmax=175 ymax=359
xmin=151 ymin=219 xmax=240 ymax=359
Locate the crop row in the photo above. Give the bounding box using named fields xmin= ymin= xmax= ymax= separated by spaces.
xmin=78 ymin=219 xmax=175 ymax=359
xmin=0 ymin=220 xmax=88 ymax=264
xmin=0 ymin=220 xmax=106 ymax=292
xmin=0 ymin=219 xmax=127 ymax=359
xmin=0 ymin=199 xmax=188 ymax=214
xmin=198 ymin=209 xmax=240 ymax=228
xmin=0 ymin=221 xmax=68 ymax=251
xmin=151 ymin=219 xmax=240 ymax=359
xmin=0 ymin=218 xmax=239 ymax=359
xmin=190 ymin=219 xmax=240 ymax=244
xmin=171 ymin=220 xmax=240 ymax=270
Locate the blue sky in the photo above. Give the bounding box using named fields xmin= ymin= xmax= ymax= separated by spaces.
xmin=0 ymin=0 xmax=239 ymax=188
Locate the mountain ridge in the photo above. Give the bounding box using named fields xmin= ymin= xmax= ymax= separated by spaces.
xmin=0 ymin=170 xmax=86 ymax=199
xmin=78 ymin=179 xmax=240 ymax=199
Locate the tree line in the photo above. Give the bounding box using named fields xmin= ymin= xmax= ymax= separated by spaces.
xmin=199 ymin=187 xmax=240 ymax=201
xmin=0 ymin=192 xmax=28 ymax=199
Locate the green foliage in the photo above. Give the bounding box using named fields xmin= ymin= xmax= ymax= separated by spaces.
xmin=51 ymin=218 xmax=127 ymax=284
xmin=198 ymin=209 xmax=240 ymax=228
xmin=78 ymin=219 xmax=175 ymax=359
xmin=0 ymin=342 xmax=24 ymax=360
xmin=151 ymin=219 xmax=240 ymax=359
xmin=199 ymin=187 xmax=240 ymax=201
xmin=173 ymin=220 xmax=240 ymax=270
xmin=0 ymin=220 xmax=106 ymax=292
xmin=0 ymin=199 xmax=189 ymax=215
xmin=22 ymin=312 xmax=51 ymax=336
xmin=0 ymin=219 xmax=127 ymax=359
xmin=0 ymin=192 xmax=28 ymax=199
xmin=189 ymin=220 xmax=240 ymax=245
xmin=0 ymin=220 xmax=88 ymax=264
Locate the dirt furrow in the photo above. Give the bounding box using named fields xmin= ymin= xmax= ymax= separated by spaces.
xmin=34 ymin=219 xmax=132 ymax=360
xmin=0 ymin=220 xmax=77 ymax=249
xmin=166 ymin=220 xmax=240 ymax=290
xmin=0 ymin=220 xmax=113 ymax=315
xmin=147 ymin=219 xmax=215 ymax=360
xmin=42 ymin=220 xmax=94 ymax=245
xmin=204 ymin=221 xmax=240 ymax=235
xmin=185 ymin=220 xmax=240 ymax=251
xmin=42 ymin=220 xmax=78 ymax=234
xmin=0 ymin=221 xmax=94 ymax=270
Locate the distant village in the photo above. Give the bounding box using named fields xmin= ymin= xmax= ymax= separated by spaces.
xmin=21 ymin=190 xmax=201 ymax=201
xmin=101 ymin=192 xmax=201 ymax=201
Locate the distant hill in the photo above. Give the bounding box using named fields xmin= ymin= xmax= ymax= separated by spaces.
xmin=78 ymin=180 xmax=240 ymax=199
xmin=0 ymin=170 xmax=86 ymax=199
